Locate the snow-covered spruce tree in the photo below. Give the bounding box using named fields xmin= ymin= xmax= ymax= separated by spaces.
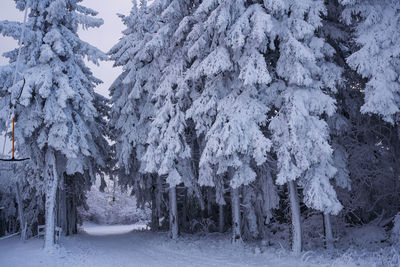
xmin=266 ymin=0 xmax=343 ymax=254
xmin=0 ymin=0 xmax=108 ymax=249
xmin=137 ymin=0 xmax=202 ymax=239
xmin=335 ymin=78 xmax=400 ymax=226
xmin=0 ymin=161 xmax=44 ymax=240
xmin=185 ymin=0 xmax=278 ymax=243
xmin=320 ymin=0 xmax=352 ymax=249
xmin=109 ymin=0 xmax=162 ymax=228
xmin=325 ymin=0 xmax=400 ymax=234
xmin=339 ymin=0 xmax=400 ymax=232
xmin=341 ymin=0 xmax=400 ymax=124
xmin=326 ymin=109 xmax=351 ymax=248
xmin=326 ymin=103 xmax=351 ymax=248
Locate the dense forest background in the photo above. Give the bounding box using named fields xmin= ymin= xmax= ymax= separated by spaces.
xmin=0 ymin=0 xmax=399 ymax=259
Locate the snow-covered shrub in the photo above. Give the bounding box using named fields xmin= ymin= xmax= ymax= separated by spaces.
xmin=302 ymin=214 xmax=326 ymax=250
xmin=329 ymin=246 xmax=399 ymax=267
xmin=391 ymin=213 xmax=400 ymax=246
xmin=338 ymin=225 xmax=387 ymax=249
xmin=190 ymin=218 xmax=216 ymax=234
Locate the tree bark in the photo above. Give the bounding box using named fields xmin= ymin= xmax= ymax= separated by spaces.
xmin=288 ymin=180 xmax=302 ymax=255
xmin=67 ymin=193 xmax=78 ymax=235
xmin=323 ymin=213 xmax=334 ymax=249
xmin=156 ymin=175 xmax=162 ymax=222
xmin=169 ymin=186 xmax=178 ymax=239
xmin=151 ymin=175 xmax=161 ymax=231
xmin=207 ymin=187 xmax=212 ymax=217
xmin=151 ymin=195 xmax=159 ymax=231
xmin=231 ymin=187 xmax=242 ymax=243
xmin=181 ymin=191 xmax=188 ymax=232
xmin=219 ymin=204 xmax=224 ymax=233
xmin=15 ymin=182 xmax=26 ymax=241
xmin=44 ymin=153 xmax=59 ymax=250
xmin=57 ymin=181 xmax=68 ymax=236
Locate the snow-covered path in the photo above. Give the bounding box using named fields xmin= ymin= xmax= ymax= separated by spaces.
xmin=0 ymin=223 xmax=326 ymax=267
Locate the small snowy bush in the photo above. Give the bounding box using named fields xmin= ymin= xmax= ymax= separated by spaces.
xmin=190 ymin=218 xmax=216 ymax=234
xmin=391 ymin=213 xmax=400 ymax=246
xmin=339 ymin=225 xmax=387 ymax=249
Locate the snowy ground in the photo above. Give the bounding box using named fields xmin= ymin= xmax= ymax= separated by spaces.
xmin=0 ymin=222 xmax=320 ymax=267
xmin=0 ymin=222 xmax=398 ymax=267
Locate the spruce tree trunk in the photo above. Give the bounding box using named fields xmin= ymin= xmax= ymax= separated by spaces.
xmin=231 ymin=187 xmax=242 ymax=243
xmin=207 ymin=187 xmax=212 ymax=217
xmin=288 ymin=180 xmax=302 ymax=255
xmin=57 ymin=183 xmax=67 ymax=235
xmin=68 ymin=194 xmax=78 ymax=235
xmin=112 ymin=175 xmax=116 ymax=202
xmin=62 ymin=189 xmax=67 ymax=235
xmin=44 ymin=155 xmax=59 ymax=250
xmin=151 ymin=175 xmax=160 ymax=231
xmin=195 ymin=185 xmax=205 ymax=212
xmin=156 ymin=175 xmax=162 ymax=223
xmin=181 ymin=191 xmax=188 ymax=232
xmin=15 ymin=182 xmax=26 ymax=241
xmin=219 ymin=204 xmax=224 ymax=233
xmin=66 ymin=193 xmax=72 ymax=235
xmin=169 ymin=186 xmax=178 ymax=239
xmin=323 ymin=213 xmax=334 ymax=249
xmin=151 ymin=195 xmax=159 ymax=231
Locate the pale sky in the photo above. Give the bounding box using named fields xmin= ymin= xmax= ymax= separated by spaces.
xmin=0 ymin=0 xmax=133 ymax=155
xmin=0 ymin=0 xmax=133 ymax=96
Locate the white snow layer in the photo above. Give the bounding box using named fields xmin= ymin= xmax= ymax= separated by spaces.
xmin=0 ymin=222 xmax=398 ymax=267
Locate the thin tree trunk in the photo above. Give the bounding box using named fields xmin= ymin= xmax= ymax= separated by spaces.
xmin=193 ymin=184 xmax=205 ymax=212
xmin=59 ymin=187 xmax=68 ymax=235
xmin=155 ymin=175 xmax=162 ymax=223
xmin=56 ymin=189 xmax=60 ymax=232
xmin=181 ymin=191 xmax=187 ymax=232
xmin=72 ymin=193 xmax=78 ymax=234
xmin=323 ymin=213 xmax=334 ymax=249
xmin=151 ymin=194 xmax=159 ymax=231
xmin=112 ymin=175 xmax=116 ymax=202
xmin=151 ymin=175 xmax=160 ymax=231
xmin=151 ymin=197 xmax=158 ymax=230
xmin=231 ymin=187 xmax=242 ymax=243
xmin=56 ymin=174 xmax=66 ymax=236
xmin=288 ymin=180 xmax=302 ymax=255
xmin=15 ymin=182 xmax=26 ymax=241
xmin=66 ymin=194 xmax=72 ymax=235
xmin=207 ymin=187 xmax=212 ymax=217
xmin=44 ymin=154 xmax=59 ymax=250
xmin=169 ymin=186 xmax=178 ymax=239
xmin=219 ymin=204 xmax=224 ymax=233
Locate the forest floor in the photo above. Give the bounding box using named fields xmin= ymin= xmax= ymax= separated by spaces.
xmin=0 ymin=221 xmax=398 ymax=267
